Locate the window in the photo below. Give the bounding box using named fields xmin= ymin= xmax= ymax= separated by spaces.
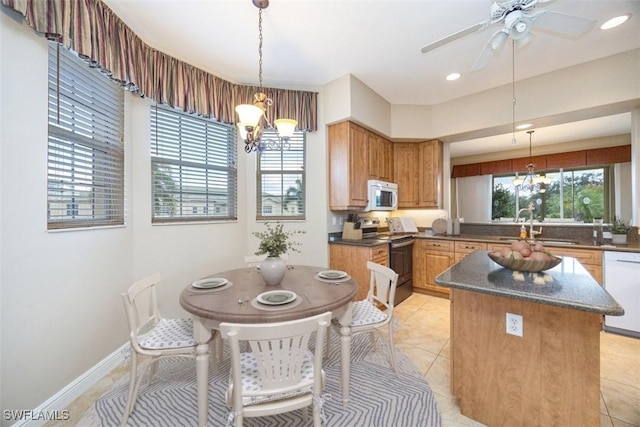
xmin=151 ymin=105 xmax=237 ymax=223
xmin=47 ymin=43 xmax=125 ymax=229
xmin=256 ymin=130 xmax=306 ymax=220
xmin=492 ymin=167 xmax=608 ymax=222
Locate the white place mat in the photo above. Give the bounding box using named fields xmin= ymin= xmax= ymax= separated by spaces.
xmin=189 ymin=281 xmax=233 ymax=292
xmin=250 ymin=296 xmax=303 ymax=311
xmin=314 ymin=273 xmax=352 ymax=283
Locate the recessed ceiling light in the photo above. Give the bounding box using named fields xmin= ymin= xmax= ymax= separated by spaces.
xmin=446 ymin=73 xmax=461 ymax=81
xmin=600 ymin=14 xmax=631 ymax=30
xmin=516 ymin=123 xmax=533 ymax=130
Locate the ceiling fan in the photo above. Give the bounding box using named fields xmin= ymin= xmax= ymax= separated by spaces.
xmin=421 ymin=0 xmax=597 ymax=71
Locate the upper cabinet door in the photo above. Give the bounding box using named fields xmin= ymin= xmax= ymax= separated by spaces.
xmin=394 ymin=140 xmax=443 ymax=209
xmin=419 ymin=140 xmax=443 ymax=208
xmin=328 ymin=121 xmax=369 ymax=210
xmin=368 ymin=134 xmax=393 ymax=182
xmin=393 ymin=142 xmax=420 ymax=207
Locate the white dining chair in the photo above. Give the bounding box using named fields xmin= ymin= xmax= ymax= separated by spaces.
xmin=330 ymin=261 xmax=400 ymax=373
xmin=120 ymin=273 xmax=215 ymax=427
xmin=219 ymin=311 xmax=332 ymax=427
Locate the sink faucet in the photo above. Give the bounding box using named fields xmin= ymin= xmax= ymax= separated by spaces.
xmin=514 ymin=202 xmax=542 ymax=239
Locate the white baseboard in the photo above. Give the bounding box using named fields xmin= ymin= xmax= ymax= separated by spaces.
xmin=11 ymin=343 xmax=128 ymax=427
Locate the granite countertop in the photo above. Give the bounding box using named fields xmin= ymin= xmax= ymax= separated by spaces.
xmin=413 ymin=233 xmax=640 ymax=253
xmin=328 ymin=232 xmax=640 ymax=252
xmin=435 ymin=250 xmax=624 ymax=316
xmin=327 ymin=235 xmax=389 ymax=247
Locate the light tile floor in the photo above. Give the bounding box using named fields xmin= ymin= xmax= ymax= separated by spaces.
xmin=394 ymin=293 xmax=640 ymax=427
xmin=49 ymin=292 xmax=640 ymax=426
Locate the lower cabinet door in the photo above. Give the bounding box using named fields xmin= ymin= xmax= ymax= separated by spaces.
xmin=418 ymin=251 xmax=453 ymax=296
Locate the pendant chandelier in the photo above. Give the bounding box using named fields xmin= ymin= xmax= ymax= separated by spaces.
xmin=235 ymin=0 xmax=297 ymax=153
xmin=512 ymin=130 xmax=552 ymax=193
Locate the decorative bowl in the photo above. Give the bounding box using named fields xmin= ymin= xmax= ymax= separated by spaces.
xmin=487 ymin=251 xmax=562 ymax=273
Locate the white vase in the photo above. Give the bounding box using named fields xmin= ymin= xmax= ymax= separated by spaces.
xmin=260 ymin=256 xmax=287 ymax=285
xmin=611 ymin=233 xmax=627 ymax=245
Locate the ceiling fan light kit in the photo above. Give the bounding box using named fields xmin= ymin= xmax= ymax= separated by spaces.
xmin=420 ymin=0 xmax=597 ymax=71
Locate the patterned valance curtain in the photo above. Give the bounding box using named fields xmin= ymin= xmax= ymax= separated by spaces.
xmin=2 ymin=0 xmax=318 ymax=131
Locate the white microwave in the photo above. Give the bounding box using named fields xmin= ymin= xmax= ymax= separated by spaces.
xmin=365 ymin=180 xmax=398 ymax=212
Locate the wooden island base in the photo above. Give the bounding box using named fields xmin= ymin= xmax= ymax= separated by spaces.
xmin=451 ymin=288 xmax=601 ymax=427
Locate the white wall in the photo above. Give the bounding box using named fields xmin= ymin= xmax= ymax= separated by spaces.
xmin=1 ymin=13 xmax=136 ymax=416
xmin=456 ymin=175 xmax=493 ymax=223
xmin=389 ymin=50 xmax=640 ymax=142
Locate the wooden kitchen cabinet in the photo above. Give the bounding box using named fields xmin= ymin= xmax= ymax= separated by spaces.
xmin=328 ymin=122 xmax=369 ymax=210
xmin=454 ymin=241 xmax=488 ymax=263
xmin=550 ymin=247 xmax=603 ymax=284
xmin=369 ymin=133 xmax=393 ymax=181
xmin=414 ymin=239 xmax=454 ymax=297
xmin=329 ymin=243 xmax=389 ymax=301
xmin=393 ymin=140 xmax=443 ymax=209
xmin=393 ymin=142 xmax=420 ymax=208
xmin=328 ymin=121 xmax=394 ymax=210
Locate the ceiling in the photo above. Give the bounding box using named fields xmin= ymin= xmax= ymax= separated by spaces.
xmin=102 ymin=0 xmax=640 ymax=158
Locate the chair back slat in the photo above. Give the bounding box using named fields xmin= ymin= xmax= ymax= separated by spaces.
xmin=367 ymin=261 xmax=399 ymax=313
xmin=122 ymin=273 xmax=162 ymax=340
xmin=249 ymin=334 xmax=310 ymax=389
xmin=221 ymin=311 xmax=331 ymax=394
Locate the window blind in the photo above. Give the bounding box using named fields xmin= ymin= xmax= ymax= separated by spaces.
xmin=151 ymin=105 xmax=238 ymax=222
xmin=256 ymin=130 xmax=306 ymax=220
xmin=47 ymin=43 xmax=125 ymax=230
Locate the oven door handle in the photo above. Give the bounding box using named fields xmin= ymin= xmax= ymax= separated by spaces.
xmin=391 ymin=240 xmax=414 ymax=248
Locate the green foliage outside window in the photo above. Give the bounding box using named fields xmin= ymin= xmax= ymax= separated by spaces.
xmin=492 ymin=168 xmax=607 ymax=222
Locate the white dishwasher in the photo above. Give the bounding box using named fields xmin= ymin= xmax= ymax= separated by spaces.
xmin=603 ymin=251 xmax=640 ymax=338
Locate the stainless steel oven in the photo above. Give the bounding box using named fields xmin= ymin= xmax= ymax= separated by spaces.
xmin=388 ymin=236 xmax=414 ymax=304
xmin=361 ymin=221 xmax=414 ymax=305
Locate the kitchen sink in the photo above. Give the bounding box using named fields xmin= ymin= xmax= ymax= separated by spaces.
xmin=497 ymin=237 xmax=578 ymax=245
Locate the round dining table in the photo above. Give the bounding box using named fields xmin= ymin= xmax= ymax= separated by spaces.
xmin=180 ymin=265 xmax=358 ymax=427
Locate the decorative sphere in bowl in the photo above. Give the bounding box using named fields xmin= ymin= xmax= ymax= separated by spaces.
xmin=488 ymin=251 xmax=562 ymax=273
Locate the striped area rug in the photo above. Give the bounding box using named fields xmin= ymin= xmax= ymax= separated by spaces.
xmin=81 ymin=333 xmax=441 ymax=426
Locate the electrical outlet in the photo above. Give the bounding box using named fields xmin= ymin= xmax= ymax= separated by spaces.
xmin=338 ymin=217 xmax=344 ymax=225
xmin=332 ymin=216 xmax=337 ymax=226
xmin=506 ymin=312 xmax=523 ymax=337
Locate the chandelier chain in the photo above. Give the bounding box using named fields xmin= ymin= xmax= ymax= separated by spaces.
xmin=258 ymin=8 xmax=264 ymax=90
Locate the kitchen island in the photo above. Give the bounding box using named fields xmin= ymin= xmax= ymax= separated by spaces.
xmin=435 ymin=250 xmax=624 ymax=427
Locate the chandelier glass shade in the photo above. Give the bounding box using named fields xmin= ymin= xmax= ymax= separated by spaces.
xmin=236 ymin=2 xmax=297 ymax=153
xmin=512 ymin=130 xmax=552 ymax=193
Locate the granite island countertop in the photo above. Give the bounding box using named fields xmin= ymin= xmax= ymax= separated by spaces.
xmin=435 ymin=250 xmax=624 ymax=316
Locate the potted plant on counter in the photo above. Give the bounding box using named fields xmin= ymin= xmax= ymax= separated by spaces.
xmin=253 ymin=222 xmax=305 ymax=285
xmin=611 ymin=217 xmax=631 ymax=245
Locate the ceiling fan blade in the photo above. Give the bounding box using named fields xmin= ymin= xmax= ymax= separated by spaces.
xmin=471 ymin=30 xmax=508 ymax=71
xmin=530 ymin=10 xmax=596 ymax=38
xmin=421 ymin=21 xmax=490 ymax=54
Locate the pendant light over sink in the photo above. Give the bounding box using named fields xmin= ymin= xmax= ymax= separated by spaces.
xmin=512 ymin=130 xmax=552 ymax=193
xmin=235 ymin=0 xmax=297 ymax=153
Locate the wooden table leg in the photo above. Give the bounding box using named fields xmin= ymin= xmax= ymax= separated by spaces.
xmin=193 ymin=317 xmax=212 ymax=427
xmin=336 ymin=302 xmax=353 ymax=405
